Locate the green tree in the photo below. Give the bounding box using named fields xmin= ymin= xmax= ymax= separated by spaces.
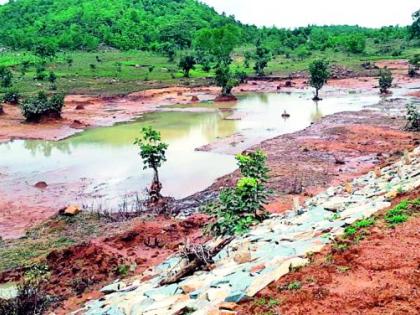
xmin=254 ymin=44 xmax=271 ymax=76
xmin=134 ymin=127 xmax=169 ymax=202
xmin=0 ymin=66 xmax=13 ymax=88
xmin=178 ymin=55 xmax=196 ymax=78
xmin=344 ymin=34 xmax=366 ymax=54
xmin=379 ymin=68 xmax=393 ymax=94
xmin=309 ymin=59 xmax=330 ymax=101
xmin=410 ymin=10 xmax=420 ymax=38
xmin=194 ymin=25 xmax=240 ymax=64
xmin=34 ymin=43 xmax=57 ymax=59
xmin=215 ymin=64 xmax=239 ymax=96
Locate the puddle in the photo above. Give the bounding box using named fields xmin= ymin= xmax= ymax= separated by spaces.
xmin=0 ymin=91 xmax=379 ymax=207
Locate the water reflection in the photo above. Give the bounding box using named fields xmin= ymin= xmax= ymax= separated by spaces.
xmin=0 ymin=92 xmax=380 ymax=203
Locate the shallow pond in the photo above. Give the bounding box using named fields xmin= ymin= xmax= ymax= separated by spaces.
xmin=0 ymin=91 xmax=379 ymax=208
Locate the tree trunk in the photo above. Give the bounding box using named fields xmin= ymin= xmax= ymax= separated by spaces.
xmin=313 ymin=88 xmax=321 ymax=101
xmin=149 ymin=168 xmax=162 ymax=202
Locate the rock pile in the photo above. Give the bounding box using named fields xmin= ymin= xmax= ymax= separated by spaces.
xmin=76 ymin=147 xmax=420 ymax=315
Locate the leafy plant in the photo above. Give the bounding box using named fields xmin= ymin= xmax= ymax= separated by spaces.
xmin=379 ymin=68 xmax=393 ymax=94
xmin=115 ymin=264 xmax=130 ymax=277
xmin=134 ymin=127 xmax=168 ymax=202
xmin=353 ymin=218 xmax=375 ymax=229
xmin=21 ymin=92 xmax=64 ymax=122
xmin=309 ymin=59 xmax=329 ymax=101
xmin=205 ymin=150 xmax=270 ymax=236
xmin=287 ymin=281 xmax=302 ymax=290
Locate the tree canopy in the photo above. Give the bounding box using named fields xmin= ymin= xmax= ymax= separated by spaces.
xmin=0 ymin=0 xmax=415 ymax=53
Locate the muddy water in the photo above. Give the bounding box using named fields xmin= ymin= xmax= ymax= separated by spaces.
xmin=0 ymin=91 xmax=379 ymax=208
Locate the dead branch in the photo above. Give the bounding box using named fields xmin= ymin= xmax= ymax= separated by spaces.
xmin=159 ymin=237 xmax=234 ymax=286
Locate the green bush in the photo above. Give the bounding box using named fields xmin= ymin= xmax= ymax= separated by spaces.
xmin=2 ymin=90 xmax=21 ymax=105
xmin=21 ymin=92 xmax=65 ymax=122
xmin=205 ymin=150 xmax=270 ymax=235
xmin=379 ymin=68 xmax=393 ymax=94
xmin=405 ymin=104 xmax=420 ymax=131
xmin=0 ymin=66 xmax=13 ymax=88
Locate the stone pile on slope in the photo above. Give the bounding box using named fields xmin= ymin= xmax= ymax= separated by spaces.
xmin=76 ymin=147 xmax=420 ymax=315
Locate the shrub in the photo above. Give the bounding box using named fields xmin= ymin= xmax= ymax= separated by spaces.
xmin=408 ymin=66 xmax=417 ymax=78
xmin=2 ymin=90 xmax=21 ymax=105
xmin=34 ymin=64 xmax=46 ymax=81
xmin=405 ymin=104 xmax=420 ymax=131
xmin=0 ymin=66 xmax=13 ymax=88
xmin=21 ymin=92 xmax=65 ymax=122
xmin=379 ymin=68 xmax=393 ymax=94
xmin=0 ymin=281 xmax=53 ymax=315
xmin=205 ymin=150 xmax=270 ymax=236
xmin=0 ymin=264 xmax=53 ymax=315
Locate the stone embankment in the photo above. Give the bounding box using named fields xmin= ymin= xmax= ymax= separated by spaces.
xmin=77 ymin=147 xmax=420 ymax=315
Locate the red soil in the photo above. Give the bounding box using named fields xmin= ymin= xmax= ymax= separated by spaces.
xmin=0 ymin=214 xmax=209 ymax=313
xmin=237 ymin=190 xmax=420 ymax=315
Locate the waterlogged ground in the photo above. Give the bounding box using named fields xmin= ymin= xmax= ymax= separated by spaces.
xmin=0 ymin=91 xmax=380 ymax=238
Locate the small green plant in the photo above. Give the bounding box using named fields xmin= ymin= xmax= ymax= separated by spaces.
xmin=344 ymin=226 xmax=357 ymax=237
xmin=337 ymin=266 xmax=351 ymax=273
xmin=205 ymin=150 xmax=270 ymax=236
xmin=405 ymin=104 xmax=420 ymax=131
xmin=287 ymin=281 xmax=302 ymax=290
xmin=354 ymin=218 xmax=375 ymax=229
xmin=21 ymin=92 xmax=65 ymax=122
xmin=115 ymin=264 xmax=130 ymax=277
xmin=379 ymin=67 xmax=393 ymax=94
xmin=134 ymin=127 xmax=168 ymax=202
xmin=385 ymin=200 xmax=411 ymax=225
xmin=2 ymin=90 xmax=20 ymax=105
xmin=332 ymin=242 xmax=349 ymax=252
xmin=329 ymin=213 xmax=341 ymax=221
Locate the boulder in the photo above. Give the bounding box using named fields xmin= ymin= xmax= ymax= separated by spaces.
xmin=191 ymin=95 xmax=200 ymax=102
xmin=34 ymin=181 xmax=48 ymax=189
xmin=63 ymin=205 xmax=81 ymax=216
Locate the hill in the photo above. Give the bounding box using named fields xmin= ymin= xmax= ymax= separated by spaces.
xmin=0 ymin=0 xmax=254 ymax=51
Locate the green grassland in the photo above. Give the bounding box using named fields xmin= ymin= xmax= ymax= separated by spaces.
xmin=1 ymin=39 xmax=419 ymax=97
